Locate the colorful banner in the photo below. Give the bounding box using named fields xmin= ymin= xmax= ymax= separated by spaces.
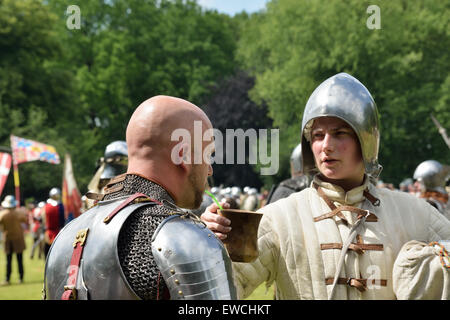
xmin=0 ymin=152 xmax=12 ymax=197
xmin=62 ymin=153 xmax=82 ymax=221
xmin=10 ymin=135 xmax=61 ymax=207
xmin=10 ymin=135 xmax=60 ymax=165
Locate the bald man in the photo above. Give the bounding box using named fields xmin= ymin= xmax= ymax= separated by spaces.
xmin=44 ymin=96 xmax=237 ymax=300
xmin=125 ymin=95 xmax=213 ymax=209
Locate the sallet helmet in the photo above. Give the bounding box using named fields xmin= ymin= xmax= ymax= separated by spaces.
xmin=101 ymin=140 xmax=128 ymax=180
xmin=290 ymin=143 xmax=303 ymax=174
xmin=301 ymin=73 xmax=382 ymax=180
xmin=413 ymin=160 xmax=449 ymax=194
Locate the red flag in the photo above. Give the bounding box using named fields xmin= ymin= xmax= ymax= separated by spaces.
xmin=62 ymin=154 xmax=82 ymax=220
xmin=0 ymin=152 xmax=12 ymax=197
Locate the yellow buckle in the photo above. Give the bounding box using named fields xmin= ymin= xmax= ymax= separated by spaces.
xmin=133 ymin=197 xmax=153 ymax=204
xmin=63 ymin=285 xmax=77 ymax=300
xmin=73 ymin=229 xmax=89 ymax=248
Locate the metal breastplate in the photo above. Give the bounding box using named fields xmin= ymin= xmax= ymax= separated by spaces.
xmin=152 ymin=215 xmax=237 ymax=300
xmin=44 ymin=196 xmax=156 ymax=300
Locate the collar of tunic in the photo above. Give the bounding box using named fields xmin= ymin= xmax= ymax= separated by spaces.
xmin=312 ymin=174 xmax=371 ymax=206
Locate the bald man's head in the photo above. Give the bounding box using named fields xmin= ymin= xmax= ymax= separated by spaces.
xmin=126 ymin=95 xmax=212 ymax=165
xmin=125 ymin=96 xmax=214 ymax=208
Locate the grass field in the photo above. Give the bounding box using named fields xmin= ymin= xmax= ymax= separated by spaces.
xmin=0 ymin=234 xmax=273 ymax=300
xmin=0 ymin=234 xmax=46 ymax=300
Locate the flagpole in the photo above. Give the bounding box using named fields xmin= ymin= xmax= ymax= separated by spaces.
xmin=13 ymin=162 xmax=20 ymax=207
xmin=10 ymin=135 xmax=20 ymax=207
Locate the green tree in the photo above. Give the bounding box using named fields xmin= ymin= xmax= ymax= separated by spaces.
xmin=1 ymin=0 xmax=241 ymax=200
xmin=237 ymin=0 xmax=450 ymax=185
xmin=202 ymin=70 xmax=275 ymax=189
xmin=46 ymin=0 xmax=239 ymax=191
xmin=0 ymin=0 xmax=84 ymax=200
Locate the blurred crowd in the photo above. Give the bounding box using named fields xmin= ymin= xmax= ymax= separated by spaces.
xmin=191 ymin=185 xmax=269 ymax=216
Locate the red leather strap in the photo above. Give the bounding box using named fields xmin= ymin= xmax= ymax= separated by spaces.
xmin=61 ymin=193 xmax=163 ymax=300
xmin=103 ymin=193 xmax=162 ymax=224
xmin=61 ymin=229 xmax=89 ymax=300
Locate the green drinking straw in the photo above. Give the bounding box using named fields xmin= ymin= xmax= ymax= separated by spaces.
xmin=205 ymin=190 xmax=223 ymax=210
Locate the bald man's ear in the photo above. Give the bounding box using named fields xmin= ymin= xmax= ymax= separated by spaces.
xmin=170 ymin=142 xmax=191 ymax=170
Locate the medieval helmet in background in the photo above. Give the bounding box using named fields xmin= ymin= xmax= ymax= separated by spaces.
xmin=300 ymin=73 xmax=382 ymax=181
xmin=100 ymin=140 xmax=128 ymax=180
xmin=1 ymin=195 xmax=16 ymax=208
xmin=413 ymin=160 xmax=450 ymax=194
xmin=49 ymin=187 xmax=61 ymax=199
xmin=290 ymin=143 xmax=303 ymax=174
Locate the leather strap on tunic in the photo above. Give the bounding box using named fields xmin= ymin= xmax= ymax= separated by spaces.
xmin=312 ymin=183 xmax=387 ymax=297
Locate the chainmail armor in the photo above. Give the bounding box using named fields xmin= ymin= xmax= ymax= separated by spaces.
xmin=103 ymin=174 xmax=176 ymax=300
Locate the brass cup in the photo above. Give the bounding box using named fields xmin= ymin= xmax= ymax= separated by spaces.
xmin=217 ymin=209 xmax=263 ymax=263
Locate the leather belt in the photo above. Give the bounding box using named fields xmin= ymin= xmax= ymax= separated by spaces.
xmin=312 ymin=183 xmax=379 ymax=225
xmin=314 ymin=206 xmax=378 ymax=223
xmin=363 ymin=190 xmax=381 ymax=206
xmin=321 ymin=242 xmax=383 ymax=254
xmin=325 ymin=277 xmax=387 ymax=292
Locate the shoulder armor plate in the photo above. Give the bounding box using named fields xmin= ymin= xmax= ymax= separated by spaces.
xmin=44 ymin=196 xmax=157 ymax=300
xmin=152 ymin=215 xmax=237 ymax=300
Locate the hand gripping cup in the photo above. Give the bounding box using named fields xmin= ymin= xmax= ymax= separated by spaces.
xmin=217 ymin=209 xmax=263 ymax=262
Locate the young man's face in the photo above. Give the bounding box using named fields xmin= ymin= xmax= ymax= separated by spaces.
xmin=310 ymin=117 xmax=365 ymax=190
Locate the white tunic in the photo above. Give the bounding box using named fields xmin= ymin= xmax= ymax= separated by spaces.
xmin=232 ymin=175 xmax=450 ymax=299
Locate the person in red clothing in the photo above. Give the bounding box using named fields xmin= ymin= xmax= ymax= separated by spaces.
xmin=30 ymin=201 xmax=45 ymax=259
xmin=43 ymin=188 xmax=65 ymax=257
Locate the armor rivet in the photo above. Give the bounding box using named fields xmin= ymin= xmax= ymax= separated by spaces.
xmin=178 ymin=290 xmax=183 ymax=295
xmin=158 ymin=248 xmax=162 ymax=251
xmin=170 ymin=269 xmax=175 ymax=274
xmin=175 ymin=279 xmax=179 ymax=285
xmin=208 ymin=234 xmax=211 ymax=237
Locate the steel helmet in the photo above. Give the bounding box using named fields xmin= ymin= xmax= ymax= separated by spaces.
xmin=101 ymin=140 xmax=128 ymax=180
xmin=230 ymin=186 xmax=242 ymax=198
xmin=301 ymin=73 xmax=382 ymax=180
xmin=290 ymin=143 xmax=303 ymax=174
xmin=1 ymin=195 xmax=16 ymax=208
xmin=49 ymin=187 xmax=61 ymax=199
xmin=413 ymin=160 xmax=449 ymax=194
